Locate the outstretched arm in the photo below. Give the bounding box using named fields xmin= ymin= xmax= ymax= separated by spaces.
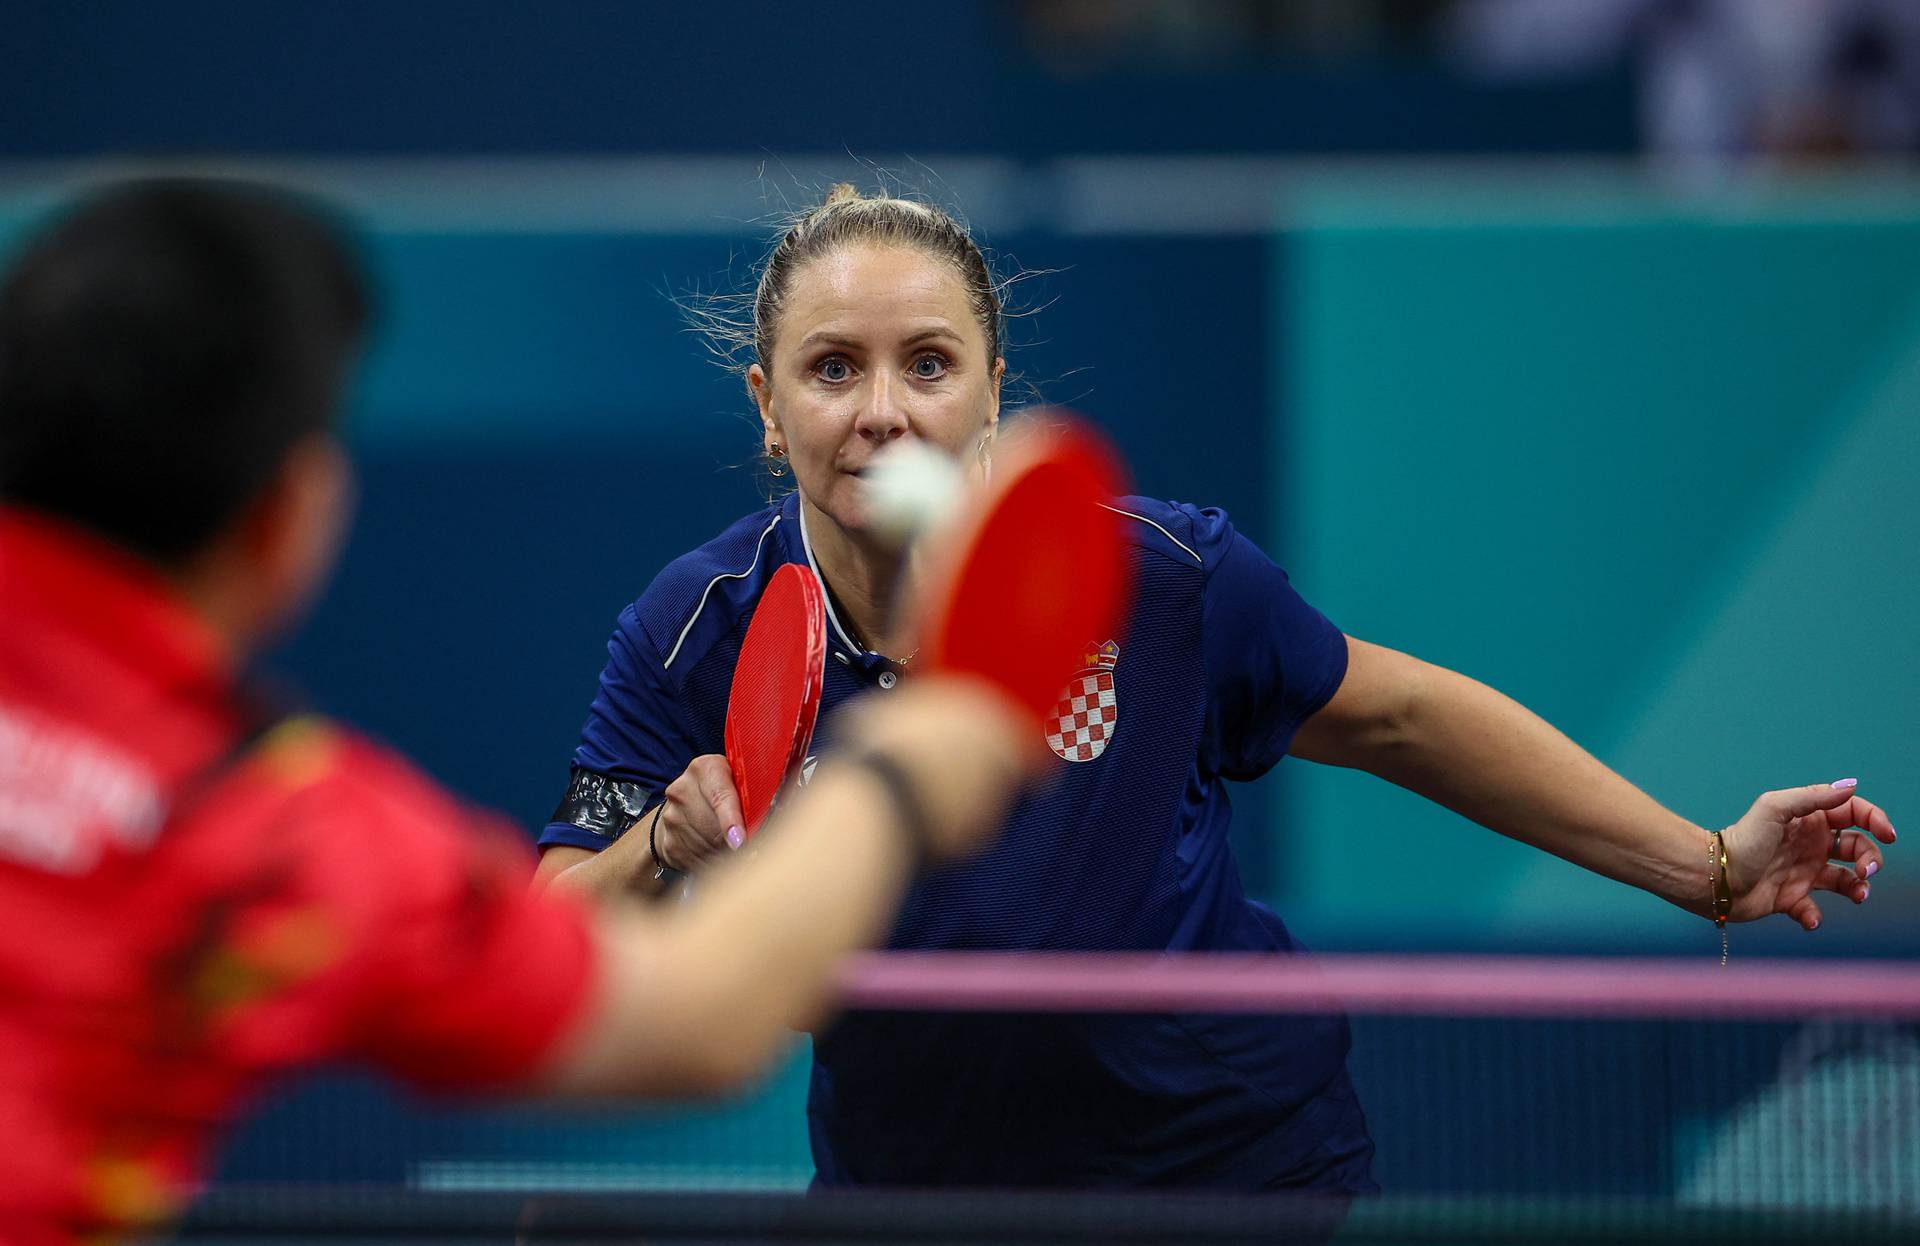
xmin=1289 ymin=636 xmax=1894 ymax=929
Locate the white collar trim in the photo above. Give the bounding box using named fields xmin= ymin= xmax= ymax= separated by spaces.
xmin=662 ymin=512 xmax=783 ymax=670
xmin=796 ymin=503 xmax=864 ymax=655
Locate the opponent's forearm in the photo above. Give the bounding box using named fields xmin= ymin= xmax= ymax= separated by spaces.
xmin=540 ymin=681 xmax=1028 ymax=1099
xmin=1359 ymin=663 xmax=1709 ymax=913
xmin=547 ymin=765 xmax=917 ymax=1098
xmin=669 ymin=764 xmax=917 ymax=1045
xmin=652 ymin=680 xmax=1028 ymax=1045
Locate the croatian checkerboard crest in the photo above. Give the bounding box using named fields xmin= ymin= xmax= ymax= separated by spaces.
xmin=1046 ymin=640 xmax=1120 ymax=763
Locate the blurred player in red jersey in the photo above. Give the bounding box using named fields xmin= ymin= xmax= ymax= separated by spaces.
xmin=0 ymin=179 xmax=1031 ymax=1244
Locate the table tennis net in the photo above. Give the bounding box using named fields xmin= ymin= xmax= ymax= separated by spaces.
xmin=183 ymin=952 xmax=1920 ymax=1244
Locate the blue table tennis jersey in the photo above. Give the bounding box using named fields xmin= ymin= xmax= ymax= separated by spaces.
xmin=541 ymin=491 xmax=1375 ymax=1193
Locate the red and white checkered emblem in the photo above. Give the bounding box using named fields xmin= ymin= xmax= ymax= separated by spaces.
xmin=1046 ymin=641 xmax=1120 ymax=763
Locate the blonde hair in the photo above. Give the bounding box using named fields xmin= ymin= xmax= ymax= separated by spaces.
xmin=742 ymin=184 xmax=1005 ymax=367
xmin=683 ymin=184 xmax=1028 ymax=490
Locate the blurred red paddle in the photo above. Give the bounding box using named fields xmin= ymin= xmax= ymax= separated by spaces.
xmin=917 ymin=418 xmax=1131 ymax=729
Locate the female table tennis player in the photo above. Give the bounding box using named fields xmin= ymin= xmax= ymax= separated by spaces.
xmin=534 ymin=185 xmax=1897 ymax=1194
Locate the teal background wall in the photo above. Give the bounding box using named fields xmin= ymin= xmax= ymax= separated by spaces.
xmin=1277 ymin=183 xmax=1920 ymax=956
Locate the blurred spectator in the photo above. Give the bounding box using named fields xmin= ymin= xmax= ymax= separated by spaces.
xmin=1448 ymin=0 xmax=1920 ymax=164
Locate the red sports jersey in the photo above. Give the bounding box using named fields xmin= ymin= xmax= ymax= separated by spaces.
xmin=0 ymin=509 xmax=597 ymax=1243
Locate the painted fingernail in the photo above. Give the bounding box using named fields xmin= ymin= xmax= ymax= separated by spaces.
xmin=1866 ymin=860 xmax=1880 ymax=878
xmin=1831 ymin=778 xmax=1859 ymax=790
xmin=726 ymin=825 xmax=745 ymax=850
xmin=1860 ymin=885 xmax=1870 ymax=902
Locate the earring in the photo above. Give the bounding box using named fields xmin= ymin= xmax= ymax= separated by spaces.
xmin=767 ymin=442 xmax=787 ymax=478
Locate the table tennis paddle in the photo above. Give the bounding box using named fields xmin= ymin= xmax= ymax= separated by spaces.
xmin=723 ymin=562 xmax=827 ymax=838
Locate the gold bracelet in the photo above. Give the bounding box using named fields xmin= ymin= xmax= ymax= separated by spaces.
xmin=1709 ymin=829 xmax=1732 ymax=966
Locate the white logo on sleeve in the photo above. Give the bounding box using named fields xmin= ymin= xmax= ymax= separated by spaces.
xmin=0 ymin=703 xmax=163 ymax=874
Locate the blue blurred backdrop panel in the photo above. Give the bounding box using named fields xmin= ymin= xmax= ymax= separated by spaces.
xmin=0 ymin=2 xmax=1628 ymax=158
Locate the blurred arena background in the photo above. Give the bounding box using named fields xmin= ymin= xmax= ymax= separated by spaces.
xmin=3 ymin=0 xmax=1915 ymax=1223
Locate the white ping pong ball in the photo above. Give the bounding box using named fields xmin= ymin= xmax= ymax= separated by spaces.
xmin=863 ymin=440 xmax=966 ymax=547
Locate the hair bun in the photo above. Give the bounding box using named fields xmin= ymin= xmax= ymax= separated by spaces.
xmin=823 ymin=183 xmax=864 ymax=208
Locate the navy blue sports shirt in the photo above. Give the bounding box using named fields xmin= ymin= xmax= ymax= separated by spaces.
xmin=541 ymin=490 xmax=1377 ymax=1193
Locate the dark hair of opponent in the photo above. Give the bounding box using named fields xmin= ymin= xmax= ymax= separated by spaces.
xmin=0 ymin=178 xmax=368 ymax=566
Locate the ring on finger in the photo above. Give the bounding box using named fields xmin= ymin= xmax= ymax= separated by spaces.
xmin=1831 ymin=828 xmax=1845 ymax=859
